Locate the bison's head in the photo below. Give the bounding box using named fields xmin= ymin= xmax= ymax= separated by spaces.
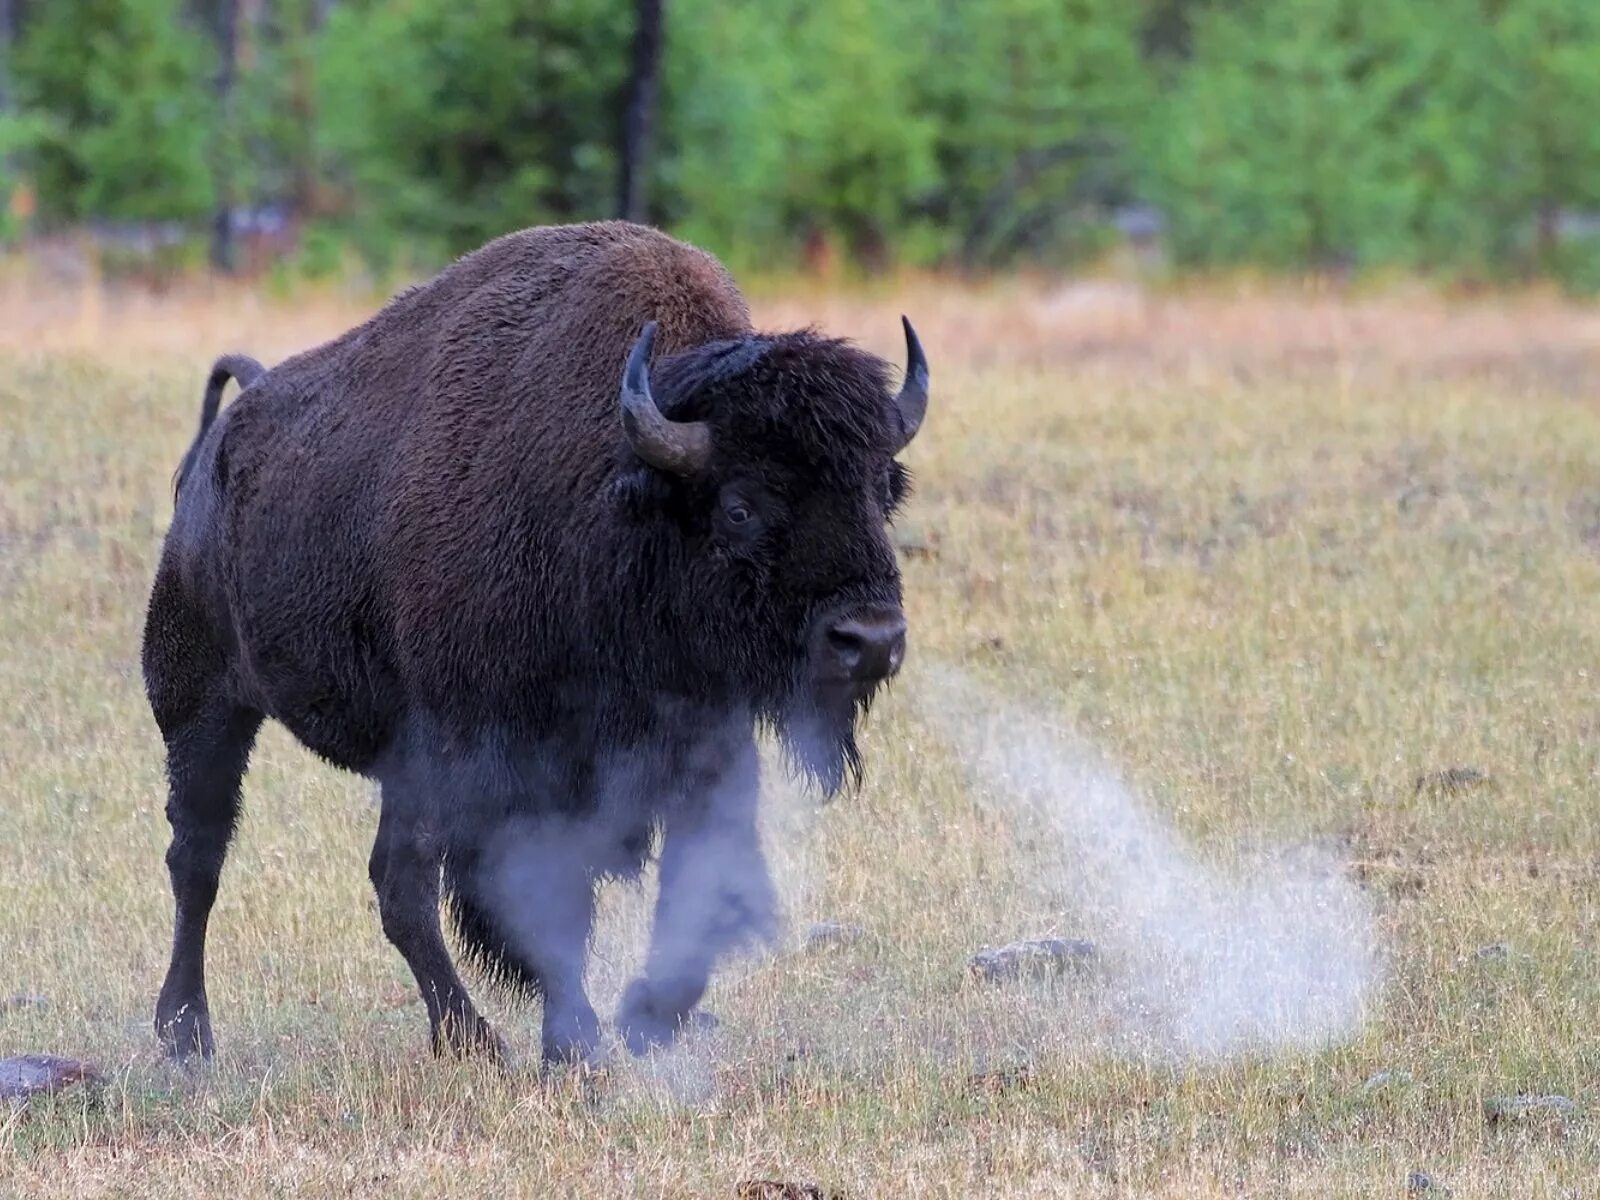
xmin=615 ymin=319 xmax=928 ymax=795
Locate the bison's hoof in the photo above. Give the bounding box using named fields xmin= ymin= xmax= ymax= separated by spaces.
xmin=431 ymin=1014 xmax=510 ymax=1065
xmin=542 ymin=1006 xmax=604 ymax=1067
xmin=616 ymin=981 xmax=714 ymax=1056
xmin=155 ymin=999 xmax=214 ymax=1062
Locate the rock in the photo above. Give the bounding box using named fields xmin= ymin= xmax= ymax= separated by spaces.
xmin=1360 ymin=1068 xmax=1414 ymax=1095
xmin=1413 ymin=767 xmax=1491 ymax=798
xmin=735 ymin=1182 xmax=840 ymax=1200
xmin=1407 ymin=1171 xmax=1449 ymax=1195
xmin=0 ymin=1055 xmax=103 ymax=1104
xmin=380 ymin=983 xmax=420 ymax=1009
xmin=1350 ymin=860 xmax=1427 ymax=900
xmin=0 ymin=994 xmax=49 ymax=1014
xmin=967 ymin=1063 xmax=1034 ymax=1097
xmin=1484 ymin=1094 xmax=1577 ymax=1124
xmin=968 ymin=937 xmax=1097 ymax=983
xmin=803 ymin=921 xmax=867 ymax=951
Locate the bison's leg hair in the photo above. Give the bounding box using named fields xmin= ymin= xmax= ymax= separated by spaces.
xmin=369 ymin=793 xmax=506 ymax=1062
xmin=534 ymin=882 xmax=604 ymax=1066
xmin=618 ymin=743 xmax=777 ymax=1054
xmin=469 ymin=830 xmax=603 ymax=1066
xmin=154 ymin=700 xmax=261 ymax=1061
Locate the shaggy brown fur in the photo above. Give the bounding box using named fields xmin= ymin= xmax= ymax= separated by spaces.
xmin=143 ymin=221 xmax=926 ymax=1065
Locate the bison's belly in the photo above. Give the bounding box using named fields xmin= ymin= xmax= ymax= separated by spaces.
xmin=269 ymin=686 xmax=399 ymax=775
xmin=232 ymin=606 xmax=403 ymax=774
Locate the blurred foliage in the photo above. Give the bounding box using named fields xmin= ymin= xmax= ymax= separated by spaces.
xmin=660 ymin=0 xmax=940 ymax=269
xmin=12 ymin=0 xmax=215 ymax=223
xmin=1143 ymin=0 xmax=1600 ymax=281
xmin=913 ymin=0 xmax=1150 ymax=269
xmin=0 ymin=111 xmax=48 ymax=241
xmin=316 ymin=0 xmax=630 ymax=265
xmin=1 ymin=0 xmax=1599 ymax=287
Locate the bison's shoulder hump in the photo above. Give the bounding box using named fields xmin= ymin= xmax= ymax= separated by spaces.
xmin=479 ymin=223 xmax=752 ymax=344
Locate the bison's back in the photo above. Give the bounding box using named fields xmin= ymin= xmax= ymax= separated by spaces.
xmin=205 ymin=222 xmax=752 ymax=769
xmin=244 ymin=221 xmax=750 ymax=474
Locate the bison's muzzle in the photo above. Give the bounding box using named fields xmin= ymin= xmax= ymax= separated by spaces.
xmin=813 ymin=603 xmax=907 ymax=689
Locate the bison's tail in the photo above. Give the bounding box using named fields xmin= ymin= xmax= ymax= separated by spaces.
xmin=441 ymin=853 xmax=546 ymax=1000
xmin=173 ymin=353 xmax=267 ymax=500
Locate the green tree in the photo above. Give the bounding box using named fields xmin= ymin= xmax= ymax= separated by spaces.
xmin=1145 ymin=0 xmax=1417 ymax=269
xmin=1495 ymin=0 xmax=1600 ymax=275
xmin=657 ymin=0 xmax=938 ymax=270
xmin=14 ymin=0 xmax=214 ymax=222
xmin=227 ymin=0 xmax=332 ymax=218
xmin=1142 ymin=0 xmax=1597 ymax=279
xmin=316 ymin=0 xmax=630 ymax=263
xmin=6 ymin=0 xmax=1597 ymax=288
xmin=653 ymin=0 xmax=796 ymax=267
xmin=915 ymin=0 xmax=1151 ymax=267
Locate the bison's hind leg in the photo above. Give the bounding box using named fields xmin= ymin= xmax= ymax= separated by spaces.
xmin=153 ymin=697 xmax=261 ymax=1060
xmin=145 ymin=558 xmax=261 ymax=1060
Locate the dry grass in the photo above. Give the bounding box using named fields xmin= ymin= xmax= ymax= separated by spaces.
xmin=1 ymin=266 xmax=1599 ymax=1197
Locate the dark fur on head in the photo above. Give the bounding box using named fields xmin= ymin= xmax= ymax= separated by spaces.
xmin=619 ymin=329 xmax=911 ymax=792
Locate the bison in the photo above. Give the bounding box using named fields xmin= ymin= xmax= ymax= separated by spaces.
xmin=143 ymin=221 xmax=928 ymax=1066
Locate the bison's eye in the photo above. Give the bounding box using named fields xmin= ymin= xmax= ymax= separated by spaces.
xmin=716 ymin=487 xmax=765 ymax=542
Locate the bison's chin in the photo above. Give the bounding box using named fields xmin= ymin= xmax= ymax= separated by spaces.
xmin=777 ymin=684 xmax=868 ymax=798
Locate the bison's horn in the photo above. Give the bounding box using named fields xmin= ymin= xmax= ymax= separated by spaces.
xmin=891 ymin=315 xmax=929 ymax=453
xmin=620 ymin=321 xmax=712 ymax=477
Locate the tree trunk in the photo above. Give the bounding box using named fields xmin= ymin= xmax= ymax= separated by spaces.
xmin=1536 ymin=200 xmax=1559 ymax=269
xmin=617 ymin=0 xmax=663 ymax=223
xmin=289 ymin=0 xmax=318 ymax=216
xmin=210 ymin=0 xmax=240 ymax=273
xmin=0 ymin=0 xmax=14 ymax=117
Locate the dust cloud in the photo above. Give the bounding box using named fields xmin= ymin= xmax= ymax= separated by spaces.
xmin=922 ymin=667 xmax=1380 ymax=1059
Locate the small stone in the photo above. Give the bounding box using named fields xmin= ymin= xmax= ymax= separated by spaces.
xmin=0 ymin=994 xmax=49 ymax=1014
xmin=1407 ymin=1171 xmax=1449 ymax=1195
xmin=0 ymin=1055 xmax=103 ymax=1104
xmin=1484 ymin=1094 xmax=1577 ymax=1124
xmin=1349 ymin=860 xmax=1427 ymax=900
xmin=967 ymin=1062 xmax=1034 ymax=1096
xmin=968 ymin=937 xmax=1097 ymax=983
xmin=803 ymin=921 xmax=866 ymax=951
xmin=1360 ymin=1068 xmax=1414 ymax=1095
xmin=735 ymin=1182 xmax=837 ymax=1200
xmin=1413 ymin=767 xmax=1490 ymax=798
xmin=380 ymin=983 xmax=419 ymax=1009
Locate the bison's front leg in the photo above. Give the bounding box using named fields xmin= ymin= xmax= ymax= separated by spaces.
xmin=618 ymin=742 xmax=777 ymax=1054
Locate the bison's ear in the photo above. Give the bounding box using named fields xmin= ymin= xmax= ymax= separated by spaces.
xmin=890 ymin=316 xmax=929 ymax=454
xmin=619 ymin=322 xmax=713 ymax=477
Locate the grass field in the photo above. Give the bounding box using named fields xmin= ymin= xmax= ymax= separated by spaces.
xmin=1 ymin=269 xmax=1598 ymax=1196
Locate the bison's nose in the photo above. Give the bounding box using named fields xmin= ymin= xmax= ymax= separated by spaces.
xmin=822 ymin=608 xmax=907 ymax=684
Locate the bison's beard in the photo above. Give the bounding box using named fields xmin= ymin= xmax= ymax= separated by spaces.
xmin=776 ymin=683 xmax=869 ymax=798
